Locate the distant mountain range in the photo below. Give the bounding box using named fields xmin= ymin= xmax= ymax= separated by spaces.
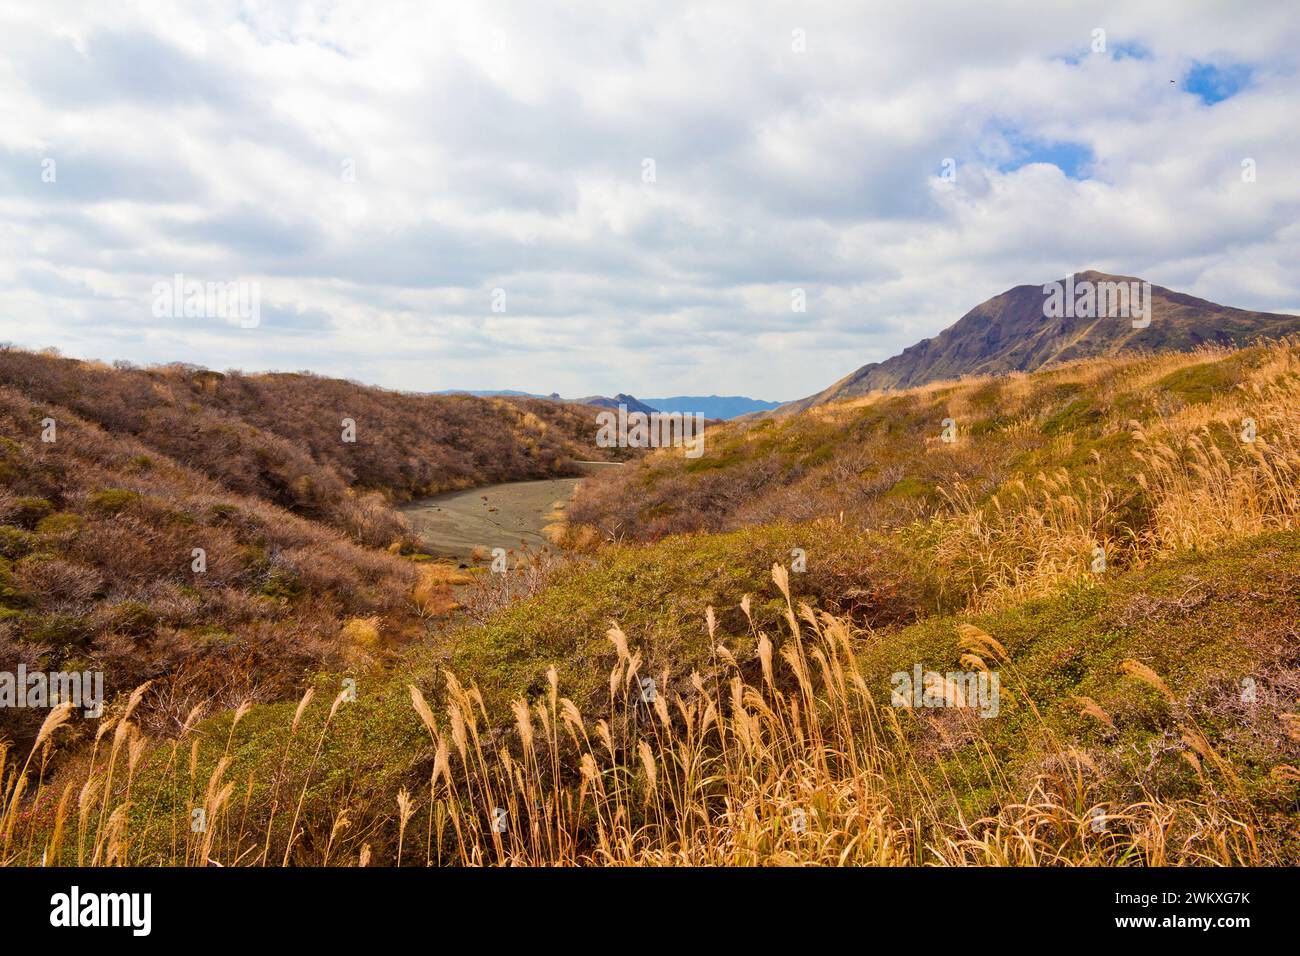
xmin=431 ymin=389 xmax=538 ymax=398
xmin=772 ymin=270 xmax=1300 ymax=415
xmin=431 ymin=390 xmax=777 ymax=420
xmin=572 ymin=393 xmax=660 ymax=415
xmin=430 ymin=389 xmax=659 ymax=416
xmin=642 ymin=396 xmax=782 ymax=418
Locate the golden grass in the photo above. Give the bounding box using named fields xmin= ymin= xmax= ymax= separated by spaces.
xmin=412 ymin=563 xmax=473 ymax=617
xmin=1 ymin=564 xmax=1278 ymax=867
xmin=5 ymin=341 xmax=1297 ymax=868
xmin=919 ymin=340 xmax=1300 ymax=611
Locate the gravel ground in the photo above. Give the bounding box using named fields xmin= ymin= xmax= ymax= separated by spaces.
xmin=399 ymin=462 xmax=622 ymax=563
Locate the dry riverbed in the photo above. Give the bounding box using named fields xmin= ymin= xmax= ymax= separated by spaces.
xmin=399 ymin=462 xmax=619 ymax=564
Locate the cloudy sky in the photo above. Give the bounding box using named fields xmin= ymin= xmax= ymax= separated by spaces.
xmin=1 ymin=1 xmax=1297 ymax=401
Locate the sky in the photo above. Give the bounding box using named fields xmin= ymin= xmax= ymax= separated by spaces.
xmin=1 ymin=1 xmax=1298 ymax=402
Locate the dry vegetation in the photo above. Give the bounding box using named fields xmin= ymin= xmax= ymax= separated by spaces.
xmin=3 ymin=559 xmax=1293 ymax=865
xmin=2 ymin=340 xmax=1298 ymax=866
xmin=0 ymin=382 xmax=424 ymax=752
xmin=0 ymin=346 xmax=624 ymax=754
xmin=0 ymin=346 xmax=628 ymax=547
xmin=568 ymin=338 xmax=1300 ymax=610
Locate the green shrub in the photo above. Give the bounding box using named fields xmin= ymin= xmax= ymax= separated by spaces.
xmin=87 ymin=488 xmax=141 ymax=514
xmin=24 ymin=612 xmax=94 ymax=650
xmin=884 ymin=476 xmax=933 ymax=499
xmin=966 ymin=414 xmax=1015 ymax=436
xmin=0 ymin=556 xmax=29 ymax=610
xmin=261 ymin=566 xmax=303 ymax=601
xmin=1156 ymin=360 xmax=1241 ymax=405
xmin=11 ymin=496 xmax=53 ymax=528
xmin=1041 ymin=398 xmax=1103 ymax=436
xmin=35 ymin=511 xmax=83 ymax=538
xmin=109 ymin=600 xmax=158 ymax=634
xmin=0 ymin=524 xmax=33 ymax=559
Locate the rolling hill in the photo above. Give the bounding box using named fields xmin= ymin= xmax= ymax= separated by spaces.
xmin=0 ymin=347 xmax=628 ymax=751
xmin=0 ymin=349 xmax=630 ymax=547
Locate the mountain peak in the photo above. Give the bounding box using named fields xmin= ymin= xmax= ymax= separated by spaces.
xmin=1071 ymin=268 xmax=1138 ymax=282
xmin=775 ymin=273 xmax=1299 ymax=415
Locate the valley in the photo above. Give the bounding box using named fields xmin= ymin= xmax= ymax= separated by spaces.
xmin=3 ymin=280 xmax=1298 ymax=870
xmin=7 ymin=0 xmax=1300 ymax=921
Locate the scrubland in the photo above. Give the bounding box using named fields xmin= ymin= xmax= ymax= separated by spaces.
xmin=0 ymin=347 xmax=618 ymax=754
xmin=0 ymin=348 xmax=628 ymax=547
xmin=2 ymin=340 xmax=1298 ymax=866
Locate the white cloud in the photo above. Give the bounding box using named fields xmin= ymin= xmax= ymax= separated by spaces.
xmin=0 ymin=0 xmax=1297 ymax=400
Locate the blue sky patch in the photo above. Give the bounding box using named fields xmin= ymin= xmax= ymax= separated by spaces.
xmin=1183 ymin=61 xmax=1252 ymax=104
xmin=1109 ymin=41 xmax=1153 ymax=62
xmin=1057 ymin=40 xmax=1152 ymax=66
xmin=993 ymin=130 xmax=1094 ymax=181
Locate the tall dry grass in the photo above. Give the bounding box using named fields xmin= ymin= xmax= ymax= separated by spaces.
xmin=923 ymin=340 xmax=1300 ymax=610
xmin=2 ymin=565 xmax=1278 ymax=867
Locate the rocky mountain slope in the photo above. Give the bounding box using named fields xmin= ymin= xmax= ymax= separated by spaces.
xmin=776 ymin=271 xmax=1300 ymax=415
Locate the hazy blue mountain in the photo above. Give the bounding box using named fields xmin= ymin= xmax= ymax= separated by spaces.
xmin=430 ymin=388 xmax=538 ymax=398
xmin=573 ymin=393 xmax=659 ymax=415
xmin=642 ymin=396 xmax=782 ymax=419
xmin=431 ymin=388 xmax=658 ymax=414
xmin=431 ymin=389 xmax=782 ymax=419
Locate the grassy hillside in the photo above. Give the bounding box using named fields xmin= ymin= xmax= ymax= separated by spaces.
xmin=0 ymin=346 xmax=630 ymax=754
xmin=569 ymin=340 xmax=1298 ymax=606
xmin=7 ymin=524 xmax=1294 ymax=866
xmin=3 ymin=339 xmax=1297 ymax=866
xmin=0 ymin=347 xmax=628 ymax=547
xmin=0 ymin=382 xmax=431 ymax=752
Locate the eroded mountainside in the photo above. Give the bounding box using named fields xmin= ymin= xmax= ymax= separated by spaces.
xmin=777 ymin=272 xmax=1300 ymax=415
